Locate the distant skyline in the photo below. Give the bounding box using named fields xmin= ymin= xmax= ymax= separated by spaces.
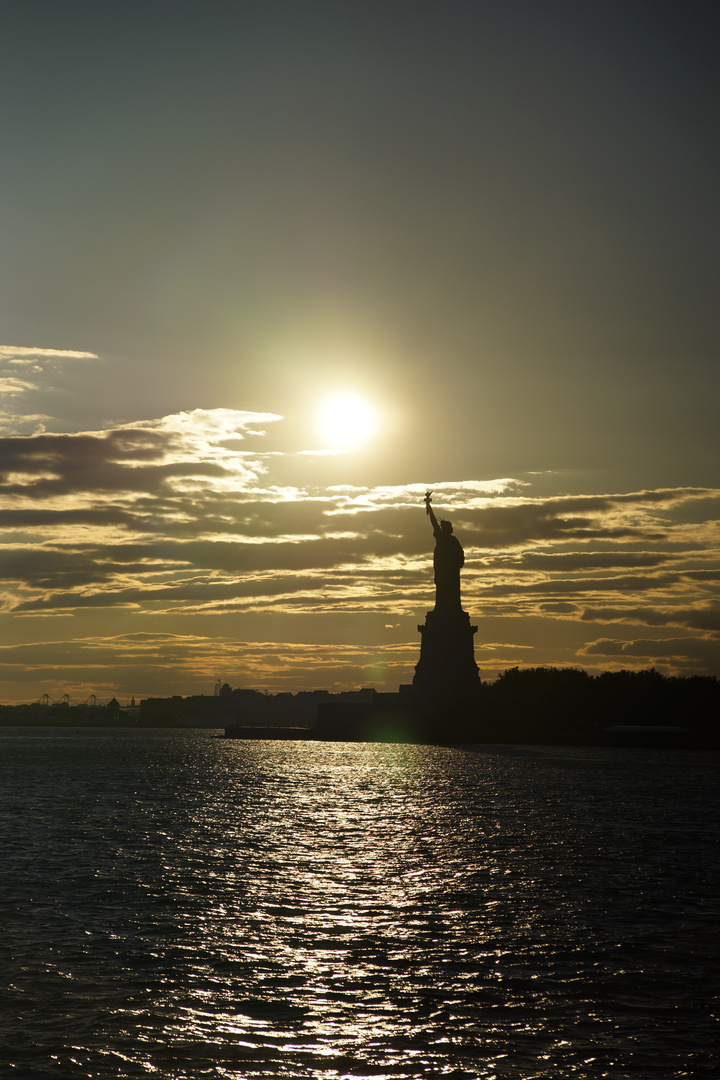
xmin=0 ymin=1 xmax=718 ymax=702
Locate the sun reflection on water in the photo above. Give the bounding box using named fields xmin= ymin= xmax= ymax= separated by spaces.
xmin=2 ymin=736 xmax=716 ymax=1078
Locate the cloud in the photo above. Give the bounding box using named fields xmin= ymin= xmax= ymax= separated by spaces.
xmin=0 ymin=409 xmax=281 ymax=504
xmin=581 ymin=604 xmax=720 ymax=633
xmin=0 ymin=376 xmax=40 ymax=395
xmin=0 ymin=412 xmax=54 ymax=438
xmin=579 ymin=635 xmax=720 ymax=673
xmin=510 ymin=551 xmax=674 ymax=571
xmin=454 ymin=488 xmax=719 ymax=550
xmin=0 ymin=344 xmax=104 ymax=435
xmin=479 ymin=572 xmax=687 ymax=597
xmin=0 ymin=346 xmax=101 ymax=362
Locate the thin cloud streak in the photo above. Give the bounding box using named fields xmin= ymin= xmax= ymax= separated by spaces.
xmin=0 ymin=346 xmax=100 ymax=361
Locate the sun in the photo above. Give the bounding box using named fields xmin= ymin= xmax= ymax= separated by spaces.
xmin=317 ymin=393 xmax=378 ymax=448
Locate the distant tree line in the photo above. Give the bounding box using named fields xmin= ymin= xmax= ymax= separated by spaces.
xmin=473 ymin=666 xmax=719 ymax=747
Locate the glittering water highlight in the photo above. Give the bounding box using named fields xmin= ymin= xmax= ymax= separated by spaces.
xmin=1 ymin=729 xmax=717 ymax=1078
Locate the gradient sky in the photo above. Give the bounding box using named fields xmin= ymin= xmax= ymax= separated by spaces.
xmin=1 ymin=1 xmax=718 ymax=703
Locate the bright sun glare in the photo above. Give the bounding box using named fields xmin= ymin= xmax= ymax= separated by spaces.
xmin=318 ymin=394 xmax=378 ymax=448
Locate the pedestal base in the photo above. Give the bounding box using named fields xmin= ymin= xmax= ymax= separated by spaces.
xmin=412 ymin=606 xmax=480 ymax=699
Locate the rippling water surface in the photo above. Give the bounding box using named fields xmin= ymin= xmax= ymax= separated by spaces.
xmin=1 ymin=729 xmax=717 ymax=1078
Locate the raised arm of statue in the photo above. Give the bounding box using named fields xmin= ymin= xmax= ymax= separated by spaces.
xmin=425 ymin=491 xmax=441 ymax=538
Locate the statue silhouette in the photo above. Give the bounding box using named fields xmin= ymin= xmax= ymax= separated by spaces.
xmin=425 ymin=490 xmax=464 ymax=612
xmin=413 ymin=491 xmax=479 ymax=698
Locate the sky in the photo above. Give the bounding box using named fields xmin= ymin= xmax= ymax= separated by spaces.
xmin=0 ymin=0 xmax=719 ymax=703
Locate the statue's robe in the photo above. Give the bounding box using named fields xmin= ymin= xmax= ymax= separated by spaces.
xmin=433 ymin=531 xmax=464 ymax=611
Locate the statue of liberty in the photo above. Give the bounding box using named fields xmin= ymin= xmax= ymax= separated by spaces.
xmin=424 ymin=490 xmax=464 ymax=612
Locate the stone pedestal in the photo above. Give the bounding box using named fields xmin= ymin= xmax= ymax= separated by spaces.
xmin=413 ymin=605 xmax=480 ymax=699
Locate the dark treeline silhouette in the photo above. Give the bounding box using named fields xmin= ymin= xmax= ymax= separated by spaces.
xmin=475 ymin=666 xmax=718 ymax=747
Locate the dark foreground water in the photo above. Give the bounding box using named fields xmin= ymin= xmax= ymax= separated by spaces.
xmin=1 ymin=729 xmax=717 ymax=1079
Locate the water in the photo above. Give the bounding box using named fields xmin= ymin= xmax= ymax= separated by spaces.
xmin=1 ymin=729 xmax=717 ymax=1079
